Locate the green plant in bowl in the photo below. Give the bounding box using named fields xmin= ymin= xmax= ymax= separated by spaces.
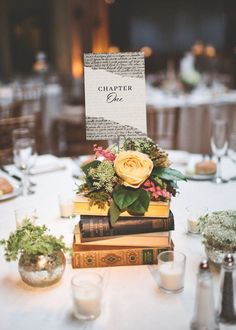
xmin=198 ymin=210 xmax=236 ymax=267
xmin=0 ymin=221 xmax=69 ymax=287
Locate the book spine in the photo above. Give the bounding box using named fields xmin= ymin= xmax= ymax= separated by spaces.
xmin=72 ymin=244 xmax=173 ymax=268
xmin=79 ymin=212 xmax=174 ymax=238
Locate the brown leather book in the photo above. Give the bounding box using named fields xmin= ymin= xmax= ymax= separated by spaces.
xmin=75 ymin=224 xmax=171 ymax=247
xmin=72 ymin=240 xmax=174 ymax=268
xmin=79 ymin=211 xmax=174 ymax=239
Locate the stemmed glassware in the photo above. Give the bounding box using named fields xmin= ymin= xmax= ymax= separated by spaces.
xmin=13 ymin=128 xmax=37 ymax=195
xmin=228 ymin=132 xmax=236 ymax=163
xmin=210 ymin=119 xmax=228 ymax=184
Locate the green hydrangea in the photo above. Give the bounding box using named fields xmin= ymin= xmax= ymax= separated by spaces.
xmin=88 ymin=160 xmax=118 ymax=193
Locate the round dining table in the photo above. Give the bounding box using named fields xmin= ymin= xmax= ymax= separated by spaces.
xmin=0 ymin=153 xmax=236 ymax=330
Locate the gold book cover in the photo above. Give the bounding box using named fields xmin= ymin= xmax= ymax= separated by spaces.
xmin=74 ymin=195 xmax=170 ymax=218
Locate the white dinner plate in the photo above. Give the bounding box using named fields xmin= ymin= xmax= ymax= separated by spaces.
xmin=0 ymin=186 xmax=21 ymax=201
xmin=185 ymin=172 xmax=215 ymax=181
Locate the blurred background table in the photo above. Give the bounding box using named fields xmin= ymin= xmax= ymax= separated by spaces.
xmin=146 ymin=81 xmax=236 ymax=153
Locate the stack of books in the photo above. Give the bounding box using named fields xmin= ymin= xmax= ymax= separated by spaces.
xmin=72 ymin=197 xmax=174 ymax=268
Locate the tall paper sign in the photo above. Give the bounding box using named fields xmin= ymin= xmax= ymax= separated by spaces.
xmin=84 ymin=52 xmax=146 ymax=140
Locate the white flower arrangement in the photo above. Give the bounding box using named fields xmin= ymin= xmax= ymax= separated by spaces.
xmin=198 ymin=210 xmax=236 ymax=253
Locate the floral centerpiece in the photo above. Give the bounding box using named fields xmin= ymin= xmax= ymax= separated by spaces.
xmin=77 ymin=138 xmax=186 ymax=225
xmin=198 ymin=210 xmax=236 ymax=266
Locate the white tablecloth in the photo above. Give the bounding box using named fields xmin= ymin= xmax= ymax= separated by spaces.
xmin=0 ymin=154 xmax=236 ymax=330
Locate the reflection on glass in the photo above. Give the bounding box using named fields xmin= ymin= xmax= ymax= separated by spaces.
xmin=228 ymin=133 xmax=236 ymax=163
xmin=13 ymin=128 xmax=37 ymax=195
xmin=210 ymin=119 xmax=228 ymax=184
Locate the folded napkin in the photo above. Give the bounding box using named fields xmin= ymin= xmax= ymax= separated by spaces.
xmin=30 ymin=155 xmax=66 ymax=175
xmin=167 ymin=150 xmax=190 ymax=166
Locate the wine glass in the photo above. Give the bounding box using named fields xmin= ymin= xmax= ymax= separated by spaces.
xmin=13 ymin=128 xmax=37 ymax=195
xmin=228 ymin=132 xmax=236 ymax=163
xmin=210 ymin=119 xmax=228 ymax=184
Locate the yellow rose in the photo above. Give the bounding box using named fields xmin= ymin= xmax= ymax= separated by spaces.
xmin=114 ymin=151 xmax=153 ymax=188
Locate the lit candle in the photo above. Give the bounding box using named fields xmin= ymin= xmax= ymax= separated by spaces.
xmin=15 ymin=207 xmax=37 ymax=228
xmin=71 ymin=273 xmax=103 ymax=320
xmin=158 ymin=251 xmax=186 ymax=293
xmin=73 ymin=286 xmax=101 ymax=320
xmin=58 ymin=194 xmax=75 ymax=219
xmin=158 ymin=261 xmax=185 ymax=291
xmin=59 ymin=202 xmax=74 ymax=218
xmin=186 ymin=206 xmax=207 ymax=235
xmin=187 ymin=217 xmax=199 ymax=234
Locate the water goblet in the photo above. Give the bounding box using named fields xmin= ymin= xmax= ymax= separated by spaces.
xmin=12 ymin=128 xmax=37 ymax=187
xmin=228 ymin=132 xmax=236 ymax=163
xmin=13 ymin=128 xmax=37 ymax=195
xmin=210 ymin=119 xmax=228 ymax=184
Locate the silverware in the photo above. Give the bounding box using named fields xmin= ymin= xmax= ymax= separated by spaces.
xmin=0 ymin=166 xmax=36 ymax=187
xmin=0 ymin=166 xmax=22 ymax=182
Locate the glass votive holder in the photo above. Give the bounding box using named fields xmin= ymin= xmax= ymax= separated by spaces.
xmin=157 ymin=250 xmax=186 ymax=294
xmin=58 ymin=194 xmax=75 ymax=219
xmin=186 ymin=205 xmax=208 ymax=235
xmin=15 ymin=207 xmax=37 ymax=228
xmin=71 ymin=272 xmax=103 ymax=320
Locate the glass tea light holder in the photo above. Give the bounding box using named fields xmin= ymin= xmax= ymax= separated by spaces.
xmin=15 ymin=207 xmax=37 ymax=228
xmin=186 ymin=205 xmax=208 ymax=235
xmin=71 ymin=272 xmax=103 ymax=320
xmin=58 ymin=193 xmax=76 ymax=219
xmin=157 ymin=251 xmax=186 ymax=294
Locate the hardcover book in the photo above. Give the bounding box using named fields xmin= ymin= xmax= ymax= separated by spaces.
xmin=74 ymin=195 xmax=170 ymax=218
xmin=79 ymin=211 xmax=174 ymax=239
xmin=72 ymin=241 xmax=174 ymax=268
xmin=74 ymin=225 xmax=171 ymax=247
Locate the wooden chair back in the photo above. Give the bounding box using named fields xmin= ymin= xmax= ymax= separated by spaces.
xmin=0 ymin=104 xmax=42 ymax=165
xmin=147 ymin=106 xmax=180 ymax=149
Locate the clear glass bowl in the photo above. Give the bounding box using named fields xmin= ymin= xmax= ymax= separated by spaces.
xmin=18 ymin=251 xmax=66 ymax=287
xmin=205 ymin=247 xmax=236 ymax=269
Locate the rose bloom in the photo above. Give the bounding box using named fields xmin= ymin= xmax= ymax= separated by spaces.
xmin=114 ymin=151 xmax=153 ymax=188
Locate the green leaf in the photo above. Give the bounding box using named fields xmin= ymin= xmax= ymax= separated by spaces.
xmin=0 ymin=221 xmax=69 ymax=262
xmin=113 ymin=185 xmax=140 ymax=210
xmin=81 ymin=160 xmax=101 ymax=176
xmin=109 ymin=201 xmax=121 ymax=226
xmin=151 ymin=167 xmax=186 ymax=181
xmin=169 ymin=181 xmax=178 ymax=189
xmin=127 ymin=189 xmax=150 ymax=214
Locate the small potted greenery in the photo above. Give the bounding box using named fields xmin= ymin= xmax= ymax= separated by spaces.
xmin=0 ymin=221 xmax=68 ymax=287
xmin=198 ymin=210 xmax=236 ymax=267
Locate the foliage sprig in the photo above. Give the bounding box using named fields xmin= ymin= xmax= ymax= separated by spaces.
xmin=0 ymin=221 xmax=69 ymax=262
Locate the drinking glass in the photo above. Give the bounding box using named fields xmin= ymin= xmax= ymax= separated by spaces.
xmin=210 ymin=119 xmax=228 ymax=184
xmin=13 ymin=128 xmax=37 ymax=195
